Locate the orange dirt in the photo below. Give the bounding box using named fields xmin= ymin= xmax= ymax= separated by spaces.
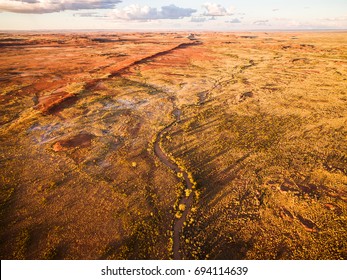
xmin=52 ymin=133 xmax=95 ymax=152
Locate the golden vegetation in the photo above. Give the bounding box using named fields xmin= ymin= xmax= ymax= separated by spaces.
xmin=0 ymin=31 xmax=346 ymax=259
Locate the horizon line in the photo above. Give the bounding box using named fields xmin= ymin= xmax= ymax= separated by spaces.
xmin=1 ymin=28 xmax=347 ymax=33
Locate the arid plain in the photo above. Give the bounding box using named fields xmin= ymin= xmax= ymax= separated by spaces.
xmin=0 ymin=31 xmax=346 ymax=259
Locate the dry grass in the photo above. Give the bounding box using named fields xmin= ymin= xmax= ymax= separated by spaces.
xmin=0 ymin=31 xmax=346 ymax=259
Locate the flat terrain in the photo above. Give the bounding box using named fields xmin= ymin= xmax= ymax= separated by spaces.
xmin=0 ymin=31 xmax=346 ymax=259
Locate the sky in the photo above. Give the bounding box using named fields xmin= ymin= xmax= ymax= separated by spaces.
xmin=0 ymin=0 xmax=346 ymax=30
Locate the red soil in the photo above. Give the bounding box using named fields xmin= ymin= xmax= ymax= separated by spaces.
xmin=52 ymin=133 xmax=95 ymax=152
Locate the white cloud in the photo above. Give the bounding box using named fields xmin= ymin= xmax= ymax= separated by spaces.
xmin=191 ymin=17 xmax=206 ymax=23
xmin=253 ymin=20 xmax=270 ymax=26
xmin=226 ymin=18 xmax=241 ymax=23
xmin=202 ymin=2 xmax=234 ymax=17
xmin=111 ymin=4 xmax=196 ymax=21
xmin=320 ymin=16 xmax=347 ymax=22
xmin=0 ymin=0 xmax=122 ymax=14
xmin=112 ymin=5 xmax=155 ymax=20
xmin=73 ymin=12 xmax=107 ymax=18
xmin=272 ymin=16 xmax=347 ymax=29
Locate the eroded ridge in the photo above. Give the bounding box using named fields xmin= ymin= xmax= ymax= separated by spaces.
xmin=36 ymin=41 xmax=201 ymax=115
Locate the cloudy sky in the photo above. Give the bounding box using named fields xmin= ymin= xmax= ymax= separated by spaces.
xmin=0 ymin=0 xmax=346 ymax=30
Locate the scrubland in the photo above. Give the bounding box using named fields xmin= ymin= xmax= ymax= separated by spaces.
xmin=0 ymin=31 xmax=346 ymax=259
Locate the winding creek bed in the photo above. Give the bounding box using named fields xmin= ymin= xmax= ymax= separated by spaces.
xmin=154 ymin=120 xmax=195 ymax=260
